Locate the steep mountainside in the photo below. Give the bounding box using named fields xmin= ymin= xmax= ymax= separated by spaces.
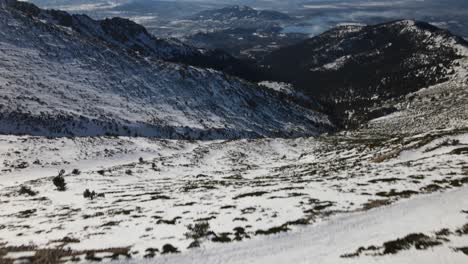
xmin=0 ymin=0 xmax=332 ymax=138
xmin=7 ymin=0 xmax=262 ymax=81
xmin=261 ymin=20 xmax=468 ymax=127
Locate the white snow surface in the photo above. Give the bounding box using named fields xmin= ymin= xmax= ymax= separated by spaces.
xmin=128 ymin=185 xmax=468 ymax=264
xmin=1 ymin=127 xmax=468 ymax=262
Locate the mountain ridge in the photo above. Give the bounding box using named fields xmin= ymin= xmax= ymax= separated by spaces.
xmin=0 ymin=0 xmax=332 ymax=139
xmin=6 ymin=0 xmax=264 ymax=82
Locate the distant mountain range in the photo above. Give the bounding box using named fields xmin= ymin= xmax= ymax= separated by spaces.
xmin=184 ymin=5 xmax=303 ymax=60
xmin=190 ymin=5 xmax=292 ymax=21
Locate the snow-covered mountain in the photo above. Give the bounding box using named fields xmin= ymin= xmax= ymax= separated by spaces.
xmin=261 ymin=20 xmax=468 ymax=127
xmin=0 ymin=0 xmax=332 ymax=138
xmin=8 ymin=0 xmax=263 ymax=81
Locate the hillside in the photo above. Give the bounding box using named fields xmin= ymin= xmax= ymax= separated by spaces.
xmin=7 ymin=0 xmax=263 ymax=81
xmin=261 ymin=20 xmax=468 ymax=127
xmin=0 ymin=0 xmax=332 ymax=138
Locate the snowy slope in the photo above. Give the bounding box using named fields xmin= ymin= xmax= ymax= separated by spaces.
xmin=9 ymin=1 xmax=266 ymax=82
xmin=0 ymin=0 xmax=332 ymax=139
xmin=134 ymin=186 xmax=468 ymax=264
xmin=1 ymin=127 xmax=468 ymax=262
xmin=9 ymin=0 xmax=200 ymax=60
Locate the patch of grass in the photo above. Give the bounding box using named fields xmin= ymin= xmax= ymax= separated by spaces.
xmin=187 ymin=240 xmax=201 ymax=249
xmin=17 ymin=209 xmax=36 ymax=218
xmin=449 ymin=147 xmax=468 ymax=155
xmin=372 ymin=150 xmax=401 ymax=163
xmin=18 ymin=186 xmax=37 ymax=196
xmin=144 ymin=248 xmax=159 ymax=258
xmin=0 ymin=246 xmax=130 ymax=263
xmin=51 ymin=236 xmax=80 ymax=244
xmin=341 ymin=245 xmax=379 ymax=258
xmin=85 ymin=252 xmax=102 ymax=261
xmin=255 ymin=225 xmax=289 ymax=235
xmin=150 ymin=195 xmax=171 ymax=200
xmin=194 ymin=216 xmax=216 ymax=222
xmin=83 ymin=189 xmax=105 ymax=200
xmin=233 ymin=227 xmax=250 ymax=241
xmin=424 ymin=139 xmax=460 ymax=152
xmin=284 ymin=218 xmax=311 ymax=226
xmin=342 ymin=233 xmax=443 ymax=258
xmin=241 ymin=207 xmax=256 ymax=214
xmin=185 ymin=222 xmax=210 ymax=240
xmin=368 ymin=178 xmax=402 ymax=183
xmin=174 ymin=202 xmax=196 ymax=207
xmin=101 ymin=221 xmax=121 ymax=227
xmin=161 ymin=244 xmax=179 ymax=254
xmin=313 ymin=201 xmax=334 ymax=211
xmin=376 ymin=189 xmax=418 ymax=198
xmin=420 ymin=184 xmax=444 ymax=193
xmin=211 ymin=233 xmax=232 ymax=243
xmin=157 ymin=217 xmax=182 ymax=225
xmin=362 ymin=199 xmax=392 ymax=210
xmin=454 ymin=247 xmax=468 ymax=255
xmin=455 ymin=223 xmax=468 ymax=235
xmin=82 ymin=212 xmax=105 ymax=219
xmin=435 ymin=228 xmax=452 ymax=237
xmin=449 ymin=177 xmax=468 ymax=187
xmin=220 ymin=205 xmax=236 ymax=209
xmin=233 ymin=191 xmax=268 ymax=200
xmin=409 ymin=175 xmax=425 ymax=180
xmin=382 ymin=233 xmax=442 ymax=254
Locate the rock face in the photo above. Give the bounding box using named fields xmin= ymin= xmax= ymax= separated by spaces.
xmin=261 ymin=20 xmax=468 ymax=127
xmin=0 ymin=0 xmax=332 ymax=139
